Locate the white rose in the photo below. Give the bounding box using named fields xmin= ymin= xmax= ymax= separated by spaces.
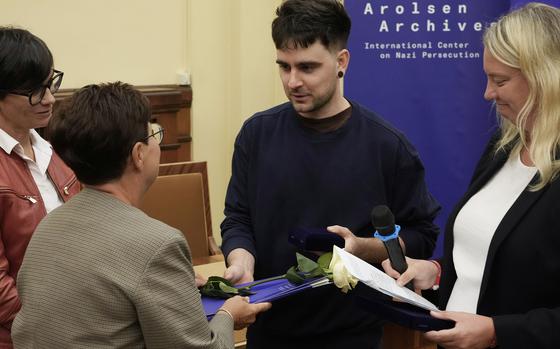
xmin=329 ymin=248 xmax=358 ymax=293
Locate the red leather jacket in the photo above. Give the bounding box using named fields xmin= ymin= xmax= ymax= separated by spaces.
xmin=0 ymin=149 xmax=79 ymax=348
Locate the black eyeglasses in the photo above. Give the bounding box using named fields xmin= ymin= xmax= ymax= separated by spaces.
xmin=9 ymin=70 xmax=64 ymax=106
xmin=143 ymin=123 xmax=165 ymax=144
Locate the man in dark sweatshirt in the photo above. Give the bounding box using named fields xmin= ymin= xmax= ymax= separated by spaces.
xmin=220 ymin=1 xmax=441 ymax=348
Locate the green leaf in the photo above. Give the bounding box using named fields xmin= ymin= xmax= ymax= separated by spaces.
xmin=218 ymin=282 xmax=240 ymax=294
xmin=286 ymin=266 xmax=305 ymax=285
xmin=296 ymin=253 xmax=319 ymax=273
xmin=307 ymin=267 xmax=324 ymax=278
xmin=207 ymin=276 xmax=234 ymax=286
xmin=317 ymin=252 xmax=333 ymax=270
xmin=199 ymin=276 xmax=258 ymax=299
xmin=201 ymin=280 xmax=220 ymax=291
xmin=200 ymin=288 xmax=233 ymax=299
xmin=199 ymin=280 xmax=236 ymax=299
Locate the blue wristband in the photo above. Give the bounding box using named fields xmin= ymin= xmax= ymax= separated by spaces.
xmin=374 ymin=225 xmax=401 ymax=242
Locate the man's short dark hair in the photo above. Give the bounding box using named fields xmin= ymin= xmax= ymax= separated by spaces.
xmin=49 ymin=82 xmax=152 ymax=185
xmin=272 ymin=0 xmax=351 ymax=51
xmin=0 ymin=27 xmax=54 ymax=99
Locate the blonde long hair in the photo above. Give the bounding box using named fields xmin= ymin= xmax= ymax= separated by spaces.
xmin=483 ymin=2 xmax=560 ymax=190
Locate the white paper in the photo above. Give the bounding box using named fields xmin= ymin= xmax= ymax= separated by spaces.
xmin=333 ymin=246 xmax=439 ymax=311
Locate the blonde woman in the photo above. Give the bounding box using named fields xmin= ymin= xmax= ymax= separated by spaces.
xmin=383 ymin=3 xmax=560 ymax=348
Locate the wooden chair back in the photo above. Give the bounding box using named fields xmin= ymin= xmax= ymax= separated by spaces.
xmin=140 ymin=161 xmax=221 ymax=258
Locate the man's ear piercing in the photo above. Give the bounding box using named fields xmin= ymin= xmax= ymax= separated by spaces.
xmin=338 ymin=71 xmax=344 ymax=78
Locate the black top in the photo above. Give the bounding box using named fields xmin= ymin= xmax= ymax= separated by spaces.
xmin=440 ymin=132 xmax=560 ymax=348
xmin=221 ymin=101 xmax=441 ymax=348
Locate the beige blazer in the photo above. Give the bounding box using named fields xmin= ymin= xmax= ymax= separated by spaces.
xmin=12 ymin=188 xmax=233 ymax=349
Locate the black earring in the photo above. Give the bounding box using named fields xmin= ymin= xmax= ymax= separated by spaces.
xmin=338 ymin=71 xmax=344 ymax=78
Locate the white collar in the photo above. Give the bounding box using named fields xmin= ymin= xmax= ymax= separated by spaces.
xmin=0 ymin=129 xmax=53 ymax=172
xmin=0 ymin=127 xmax=20 ymax=155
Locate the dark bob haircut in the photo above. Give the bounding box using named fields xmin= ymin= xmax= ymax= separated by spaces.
xmin=272 ymin=0 xmax=351 ymax=51
xmin=49 ymin=82 xmax=152 ymax=185
xmin=0 ymin=27 xmax=54 ymax=99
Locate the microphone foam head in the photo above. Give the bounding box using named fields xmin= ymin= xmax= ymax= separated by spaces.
xmin=371 ymin=205 xmax=395 ymax=235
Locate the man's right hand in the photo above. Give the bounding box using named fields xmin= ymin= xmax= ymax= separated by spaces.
xmin=224 ymin=248 xmax=255 ymax=285
xmin=224 ymin=264 xmax=254 ymax=284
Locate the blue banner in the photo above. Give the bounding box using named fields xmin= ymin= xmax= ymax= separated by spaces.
xmin=344 ymin=1 xmax=511 ymax=256
xmin=511 ymin=0 xmax=560 ymax=8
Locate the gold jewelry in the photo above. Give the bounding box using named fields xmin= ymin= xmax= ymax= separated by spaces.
xmin=217 ymin=308 xmax=234 ymax=320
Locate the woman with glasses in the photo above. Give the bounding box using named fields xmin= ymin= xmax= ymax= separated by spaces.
xmin=0 ymin=27 xmax=80 ymax=348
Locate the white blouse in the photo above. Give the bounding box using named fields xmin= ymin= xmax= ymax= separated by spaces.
xmin=446 ymin=153 xmax=537 ymax=313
